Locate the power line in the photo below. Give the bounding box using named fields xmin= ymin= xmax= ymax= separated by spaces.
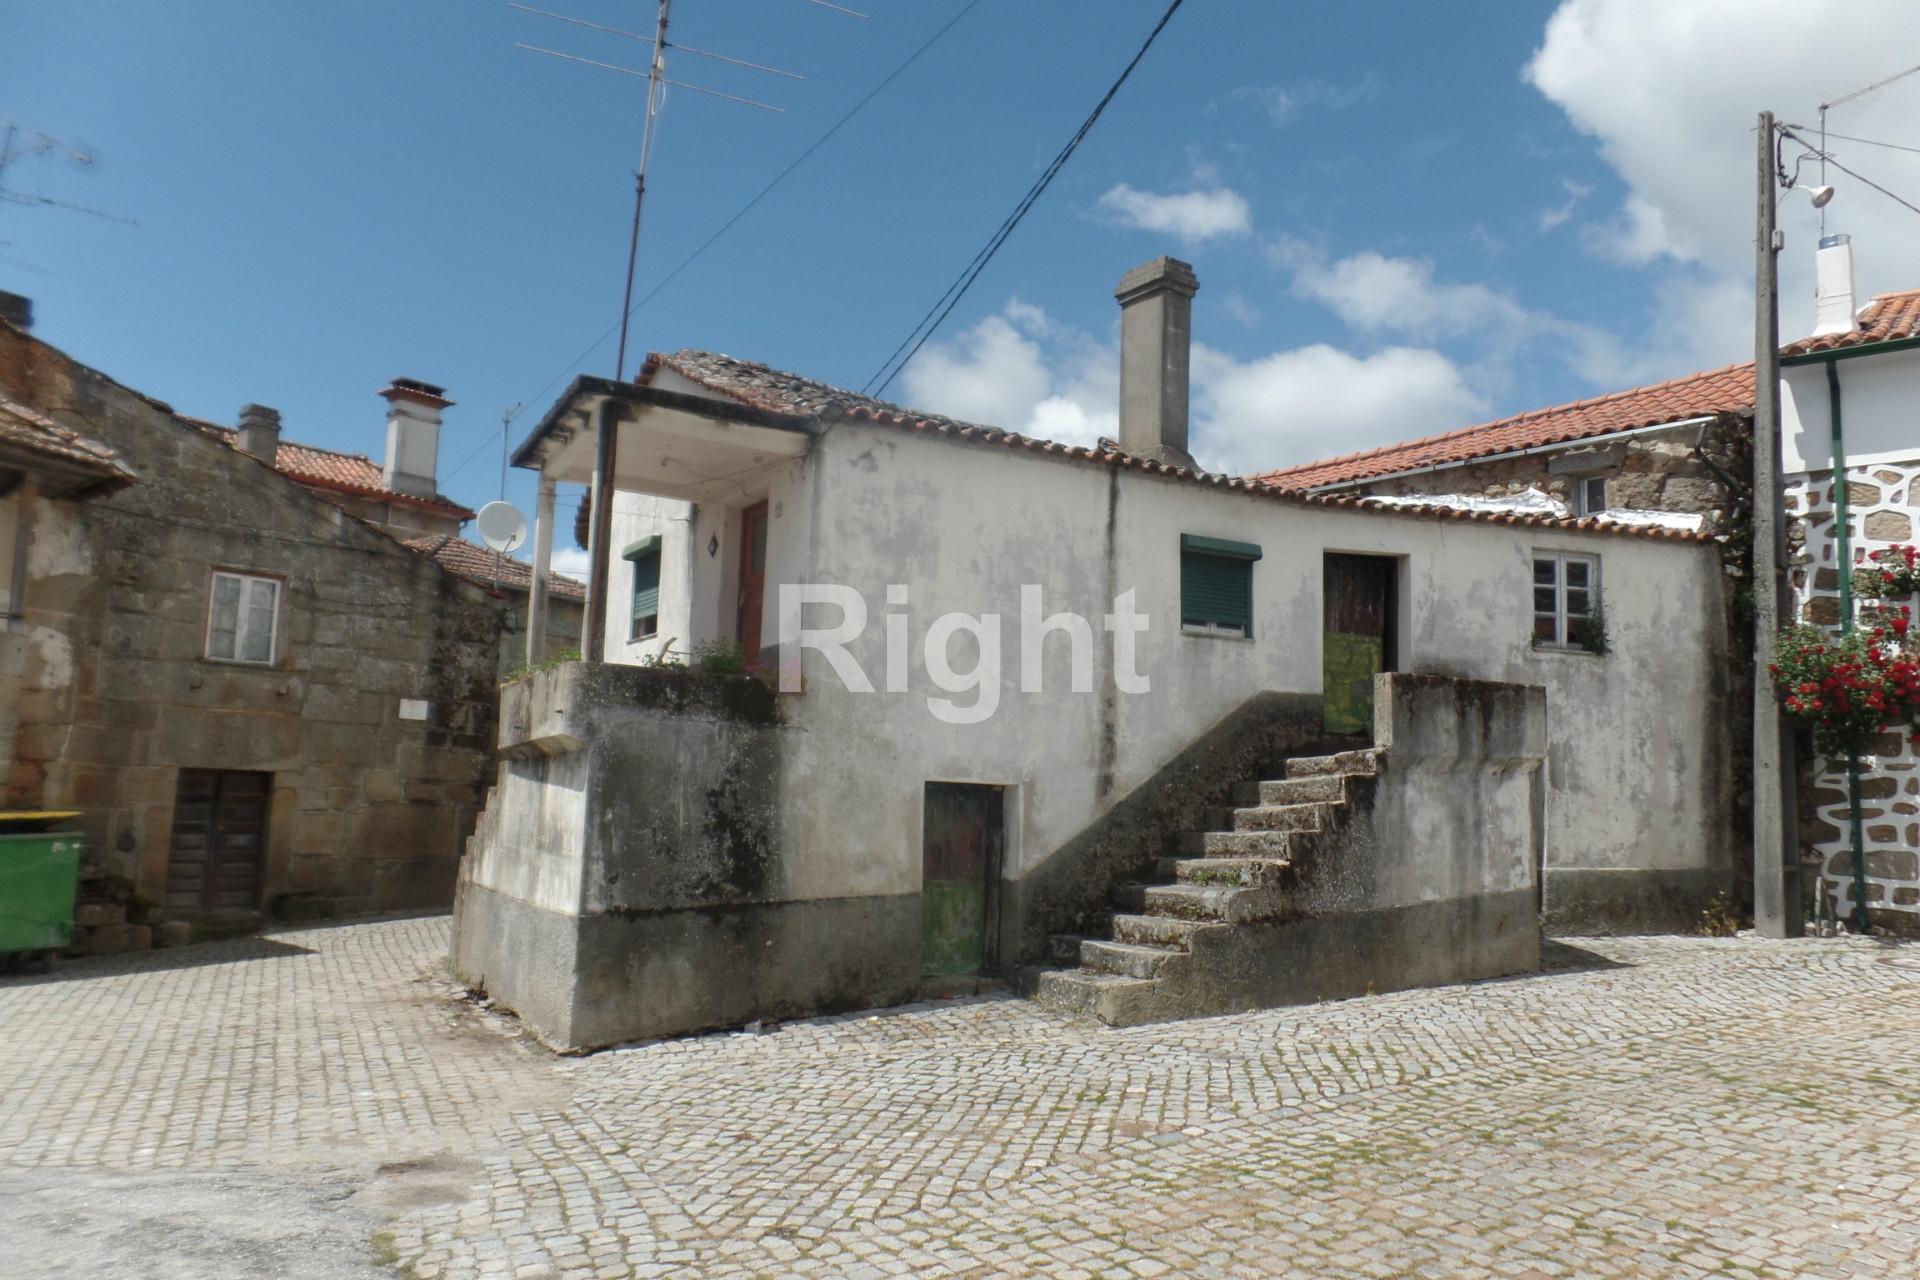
xmin=1798 ymin=128 xmax=1920 ymax=158
xmin=442 ymin=0 xmax=985 ymax=489
xmin=1782 ymin=126 xmax=1920 ymax=221
xmin=861 ymin=0 xmax=1187 ymax=397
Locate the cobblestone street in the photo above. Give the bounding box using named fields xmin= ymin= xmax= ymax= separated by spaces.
xmin=3 ymin=916 xmax=1919 ymax=1278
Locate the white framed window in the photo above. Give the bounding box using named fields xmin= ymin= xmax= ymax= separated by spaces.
xmin=1575 ymin=475 xmax=1608 ymax=516
xmin=206 ymin=571 xmax=281 ymax=664
xmin=1533 ymin=552 xmax=1601 ymax=652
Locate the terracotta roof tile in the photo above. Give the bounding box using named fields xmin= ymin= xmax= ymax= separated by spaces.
xmin=0 ymin=396 xmax=138 ymax=494
xmin=1256 ymin=363 xmax=1755 ymax=490
xmin=1782 ymin=288 xmax=1920 ymax=357
xmin=402 ymin=533 xmax=587 ymax=600
xmin=191 ymin=419 xmax=475 ymax=520
xmin=643 ymin=350 xmax=1711 ymax=544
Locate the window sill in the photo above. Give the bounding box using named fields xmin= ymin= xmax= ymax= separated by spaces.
xmin=199 ymin=655 xmax=281 ymax=669
xmin=1530 ymin=643 xmax=1603 ymax=658
xmin=1182 ymin=624 xmax=1251 ymax=641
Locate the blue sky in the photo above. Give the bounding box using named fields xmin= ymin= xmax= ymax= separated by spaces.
xmin=7 ymin=1 xmax=1920 ymax=539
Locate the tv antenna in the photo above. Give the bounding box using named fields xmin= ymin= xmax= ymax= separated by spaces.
xmin=513 ymin=1 xmax=854 ymax=380
xmin=1817 ymin=61 xmax=1920 ymax=234
xmin=0 ymin=120 xmax=136 ymax=232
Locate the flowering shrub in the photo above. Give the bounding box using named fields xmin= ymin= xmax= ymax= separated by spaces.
xmin=1771 ymin=610 xmax=1920 ymax=758
xmin=1864 ymin=544 xmax=1920 ymax=596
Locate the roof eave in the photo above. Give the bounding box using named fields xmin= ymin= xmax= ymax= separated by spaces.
xmin=511 ymin=376 xmax=818 ymax=472
xmin=1781 ymin=332 xmax=1920 ymax=366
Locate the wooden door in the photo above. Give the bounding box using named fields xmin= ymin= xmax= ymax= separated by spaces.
xmin=921 ymin=783 xmax=1004 ymax=978
xmin=736 ymin=500 xmax=769 ymax=660
xmin=1322 ymin=554 xmax=1396 ymax=737
xmin=166 ymin=770 xmax=271 ymax=911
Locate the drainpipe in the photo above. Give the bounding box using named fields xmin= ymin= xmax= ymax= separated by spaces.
xmin=1825 ymin=359 xmax=1871 ymax=931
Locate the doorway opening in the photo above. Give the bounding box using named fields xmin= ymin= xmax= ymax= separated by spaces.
xmin=165 ymin=769 xmax=272 ymax=911
xmin=920 ymin=782 xmax=1005 ymax=978
xmin=1322 ymin=553 xmax=1399 ymax=737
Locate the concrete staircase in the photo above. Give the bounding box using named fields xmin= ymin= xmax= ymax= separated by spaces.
xmin=1035 ymin=746 xmax=1381 ymax=1026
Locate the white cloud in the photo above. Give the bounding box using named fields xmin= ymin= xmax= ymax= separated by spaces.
xmin=1234 ymin=75 xmax=1380 ymax=130
xmin=550 ymin=546 xmax=591 ymax=578
xmin=899 ymin=303 xmax=1116 ymax=447
xmin=1536 ymin=178 xmax=1593 ymax=231
xmin=1191 ymin=344 xmax=1487 ymax=475
xmin=898 ymin=296 xmax=1487 ymax=478
xmin=1526 ymin=0 xmax=1920 ymax=359
xmin=1093 ymin=183 xmax=1253 ymax=244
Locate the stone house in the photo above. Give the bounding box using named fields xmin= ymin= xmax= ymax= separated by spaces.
xmin=0 ymin=301 xmax=512 ymax=932
xmin=1779 ymin=249 xmax=1920 ymax=933
xmin=404 ymin=531 xmax=586 ymax=677
xmin=453 ymin=257 xmax=1738 ymax=1050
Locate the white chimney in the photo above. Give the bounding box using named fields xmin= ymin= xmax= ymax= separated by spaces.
xmin=1812 ymin=234 xmax=1860 ymax=338
xmin=1115 ymin=256 xmax=1199 ymax=468
xmin=236 ymin=403 xmax=281 ymax=467
xmin=379 ymin=378 xmax=451 ymax=499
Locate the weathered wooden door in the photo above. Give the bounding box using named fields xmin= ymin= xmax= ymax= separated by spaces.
xmin=165 ymin=769 xmax=271 ymax=911
xmin=736 ymin=500 xmax=769 ymax=660
xmin=1322 ymin=554 xmax=1396 ymax=736
xmin=921 ymin=783 xmax=1004 ymax=978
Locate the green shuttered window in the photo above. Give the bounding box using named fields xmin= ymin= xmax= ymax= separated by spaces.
xmin=1180 ymin=534 xmax=1261 ymax=637
xmin=624 ymin=535 xmax=661 ymax=640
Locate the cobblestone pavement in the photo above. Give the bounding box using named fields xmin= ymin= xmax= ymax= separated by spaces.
xmin=4 ymin=917 xmax=1920 ymax=1277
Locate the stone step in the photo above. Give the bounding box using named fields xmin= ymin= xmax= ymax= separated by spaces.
xmin=1109 ymin=913 xmax=1208 ymax=949
xmin=1118 ymin=881 xmax=1292 ymax=924
xmin=1176 ymin=829 xmax=1296 ymax=858
xmin=1231 ymin=802 xmax=1330 ymax=834
xmin=1172 ymin=856 xmax=1293 ymax=889
xmin=1080 ymin=938 xmax=1186 ymax=979
xmin=1034 ymin=968 xmax=1166 ymax=1025
xmin=1285 ymin=749 xmax=1379 ymax=779
xmin=1048 ymin=933 xmax=1092 ymax=966
xmin=1233 ymin=774 xmax=1345 ymax=807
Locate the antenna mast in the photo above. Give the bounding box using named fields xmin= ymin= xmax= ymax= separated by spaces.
xmin=615 ymin=1 xmax=672 ymax=382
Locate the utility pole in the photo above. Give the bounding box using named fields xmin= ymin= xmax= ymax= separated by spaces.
xmin=1752 ymin=110 xmax=1802 ymax=939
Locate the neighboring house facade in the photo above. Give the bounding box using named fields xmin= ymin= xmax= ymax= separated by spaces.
xmin=1780 ymin=263 xmax=1920 ymax=933
xmin=0 ymin=303 xmax=504 ymax=931
xmin=454 ymin=258 xmax=1738 ymax=1049
xmin=405 ymin=531 xmax=586 ymax=676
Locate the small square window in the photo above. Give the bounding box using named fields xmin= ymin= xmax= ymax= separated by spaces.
xmin=1180 ymin=534 xmax=1261 ymax=638
xmin=1575 ymin=476 xmax=1608 ymax=517
xmin=1532 ymin=553 xmax=1602 ymax=652
xmin=206 ymin=571 xmax=281 ymax=664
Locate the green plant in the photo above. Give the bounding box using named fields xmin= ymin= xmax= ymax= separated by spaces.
xmin=1568 ymin=604 xmax=1610 ymax=656
xmin=1770 ymin=617 xmax=1920 ymax=759
xmin=1698 ymin=891 xmax=1740 ymax=937
xmin=693 ymin=637 xmax=747 ymax=675
xmin=501 ymin=646 xmax=581 ymax=685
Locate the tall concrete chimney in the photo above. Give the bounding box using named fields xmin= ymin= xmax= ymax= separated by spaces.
xmin=379 ymin=377 xmax=452 ymax=499
xmin=1812 ymin=234 xmax=1860 ymax=338
xmin=236 ymin=403 xmax=282 ymax=467
xmin=1115 ymin=256 xmax=1199 ymax=468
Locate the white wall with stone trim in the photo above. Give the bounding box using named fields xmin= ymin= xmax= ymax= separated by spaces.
xmin=1783 ymin=346 xmax=1920 ymax=926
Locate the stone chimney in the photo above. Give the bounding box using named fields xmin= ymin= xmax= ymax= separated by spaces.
xmin=1115 ymin=257 xmax=1199 ymax=468
xmin=236 ymin=403 xmax=282 ymax=467
xmin=379 ymin=377 xmax=452 ymax=499
xmin=0 ymin=291 xmax=32 ymax=331
xmin=1812 ymin=234 xmax=1860 ymax=338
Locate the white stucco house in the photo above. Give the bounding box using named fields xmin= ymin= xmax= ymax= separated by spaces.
xmin=453 ymin=257 xmax=1737 ymax=1049
xmin=1781 ymin=238 xmax=1920 ymax=931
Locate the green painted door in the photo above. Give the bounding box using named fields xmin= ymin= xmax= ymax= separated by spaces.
xmin=921 ymin=783 xmax=1003 ymax=977
xmin=1323 ymin=554 xmax=1396 ymax=736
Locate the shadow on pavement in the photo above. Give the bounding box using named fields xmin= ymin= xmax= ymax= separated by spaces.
xmin=0 ymin=935 xmax=316 ymax=987
xmin=1539 ymin=938 xmax=1633 ymax=973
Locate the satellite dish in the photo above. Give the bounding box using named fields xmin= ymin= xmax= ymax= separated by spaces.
xmin=475 ymin=501 xmax=528 ymax=554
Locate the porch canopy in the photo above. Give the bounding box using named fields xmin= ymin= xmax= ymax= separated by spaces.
xmin=510 ymin=375 xmax=816 ymax=661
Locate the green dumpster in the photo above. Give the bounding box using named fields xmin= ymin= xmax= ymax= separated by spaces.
xmin=0 ymin=811 xmax=83 ymax=973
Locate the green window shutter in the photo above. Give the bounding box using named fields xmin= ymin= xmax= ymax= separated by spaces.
xmin=1181 ymin=547 xmax=1254 ymax=634
xmin=630 ymin=549 xmax=661 ymax=620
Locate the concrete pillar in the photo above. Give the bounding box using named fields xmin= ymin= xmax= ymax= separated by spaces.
xmin=1115 ymin=256 xmax=1199 ymax=469
xmin=528 ymin=474 xmax=556 ymax=665
xmin=582 ymin=399 xmax=622 ymax=664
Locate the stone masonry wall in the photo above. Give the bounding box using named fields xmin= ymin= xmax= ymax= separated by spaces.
xmin=0 ymin=320 xmax=502 ymax=920
xmin=1786 ymin=460 xmax=1920 ymax=933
